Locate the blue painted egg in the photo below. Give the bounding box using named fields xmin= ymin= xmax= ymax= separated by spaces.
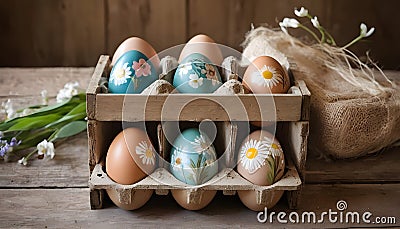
xmin=170 ymin=128 xmax=218 ymax=185
xmin=109 ymin=50 xmax=158 ymax=93
xmin=173 ymin=53 xmax=222 ymax=93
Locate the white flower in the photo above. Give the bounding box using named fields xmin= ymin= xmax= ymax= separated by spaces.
xmin=262 ymin=137 xmax=283 ymax=157
xmin=178 ymin=63 xmax=193 ymax=76
xmin=37 ymin=139 xmax=55 ymax=159
xmin=18 ymin=157 xmax=28 ymax=166
xmin=360 ymin=23 xmax=375 ymax=38
xmin=311 ymin=16 xmax=320 ymax=28
xmin=188 ymin=74 xmax=203 ymax=89
xmin=294 ymin=7 xmax=308 ymax=17
xmin=279 ymin=18 xmax=300 ymax=28
xmin=251 ymin=65 xmax=284 ymax=88
xmin=41 ymin=90 xmax=48 ymax=105
xmin=135 ymin=141 xmax=155 ymax=165
xmin=1 ymin=99 xmax=17 ymax=119
xmin=191 ymin=135 xmax=216 ymax=157
xmin=239 ymin=139 xmax=270 ymax=173
xmin=110 ymin=62 xmax=132 ymax=86
xmin=56 ymin=81 xmax=80 ymax=103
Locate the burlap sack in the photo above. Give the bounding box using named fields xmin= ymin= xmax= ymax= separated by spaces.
xmin=241 ymin=26 xmax=400 ymax=159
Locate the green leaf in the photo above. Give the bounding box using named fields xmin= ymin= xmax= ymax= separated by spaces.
xmin=8 ymin=114 xmax=62 ymax=131
xmin=14 ymin=128 xmax=56 ymax=151
xmin=51 ymin=120 xmax=87 ymax=141
xmin=0 ymin=93 xmax=85 ymax=125
xmin=46 ymin=112 xmax=86 ymax=129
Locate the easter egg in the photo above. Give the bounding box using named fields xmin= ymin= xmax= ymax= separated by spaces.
xmin=237 ymin=130 xmax=285 ymax=186
xmin=236 ymin=130 xmax=286 ymax=211
xmin=105 ymin=127 xmax=157 ymax=210
xmin=111 ymin=36 xmax=160 ymax=68
xmin=109 ymin=50 xmax=158 ymax=93
xmin=170 ymin=128 xmax=218 ymax=185
xmin=179 ymin=34 xmax=223 ymax=65
xmin=171 ymin=189 xmax=217 ymax=211
xmin=173 ymin=53 xmax=222 ymax=93
xmin=243 ymin=56 xmax=290 ymax=94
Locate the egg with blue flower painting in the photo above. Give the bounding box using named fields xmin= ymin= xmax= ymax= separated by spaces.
xmin=173 ymin=53 xmax=222 ymax=93
xmin=109 ymin=50 xmax=158 ymax=93
xmin=170 ymin=128 xmax=218 ymax=185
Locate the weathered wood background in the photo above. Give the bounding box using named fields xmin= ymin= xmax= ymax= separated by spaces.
xmin=0 ymin=0 xmax=399 ymax=69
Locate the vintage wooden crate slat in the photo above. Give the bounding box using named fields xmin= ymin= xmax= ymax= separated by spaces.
xmin=87 ymin=55 xmax=310 ymax=210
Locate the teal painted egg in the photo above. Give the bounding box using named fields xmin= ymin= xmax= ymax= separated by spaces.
xmin=170 ymin=128 xmax=218 ymax=185
xmin=173 ymin=53 xmax=222 ymax=93
xmin=109 ymin=50 xmax=158 ymax=93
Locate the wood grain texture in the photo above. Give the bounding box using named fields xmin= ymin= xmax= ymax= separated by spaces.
xmin=188 ymin=0 xmax=326 ymax=50
xmin=0 ymin=133 xmax=88 ymax=187
xmin=0 ymin=0 xmax=105 ymax=67
xmin=1 ymin=0 xmax=399 ymax=68
xmin=95 ymin=93 xmax=303 ymax=121
xmin=1 ymin=185 xmax=399 ymax=228
xmin=105 ymin=0 xmax=187 ymax=55
xmin=0 ymin=68 xmax=93 ymax=97
xmin=306 ymin=146 xmax=400 ymax=184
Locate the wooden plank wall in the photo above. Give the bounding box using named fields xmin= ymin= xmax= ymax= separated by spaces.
xmin=0 ymin=0 xmax=399 ymax=69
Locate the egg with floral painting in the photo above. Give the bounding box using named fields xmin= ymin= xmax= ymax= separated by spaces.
xmin=237 ymin=130 xmax=285 ymax=186
xmin=179 ymin=34 xmax=224 ymax=65
xmin=170 ymin=128 xmax=218 ymax=185
xmin=111 ymin=37 xmax=160 ymax=67
xmin=173 ymin=53 xmax=222 ymax=93
xmin=243 ymin=56 xmax=290 ymax=94
xmin=106 ymin=127 xmax=157 ymax=185
xmin=109 ymin=50 xmax=158 ymax=93
xmin=236 ymin=130 xmax=286 ymax=211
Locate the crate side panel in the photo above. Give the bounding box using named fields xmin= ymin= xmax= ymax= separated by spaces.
xmin=95 ymin=94 xmax=302 ymax=121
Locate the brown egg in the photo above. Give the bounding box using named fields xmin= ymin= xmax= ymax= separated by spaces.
xmin=171 ymin=189 xmax=217 ymax=210
xmin=243 ymin=56 xmax=290 ymax=94
xmin=237 ymin=130 xmax=285 ymax=186
xmin=238 ymin=190 xmax=284 ymax=211
xmin=179 ymin=34 xmax=223 ymax=65
xmin=111 ymin=37 xmax=160 ymax=68
xmin=106 ymin=128 xmax=157 ymax=185
xmin=107 ymin=188 xmax=153 ymax=211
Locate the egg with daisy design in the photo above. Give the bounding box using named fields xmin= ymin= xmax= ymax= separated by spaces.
xmin=109 ymin=50 xmax=158 ymax=93
xmin=243 ymin=56 xmax=290 ymax=94
xmin=237 ymin=130 xmax=286 ymax=211
xmin=173 ymin=53 xmax=222 ymax=93
xmin=170 ymin=128 xmax=218 ymax=185
xmin=237 ymin=130 xmax=285 ymax=186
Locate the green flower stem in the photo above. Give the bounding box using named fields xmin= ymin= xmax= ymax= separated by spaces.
xmin=323 ymin=29 xmax=337 ymax=46
xmin=342 ymin=35 xmax=363 ymax=49
xmin=24 ymin=148 xmax=38 ymax=162
xmin=298 ymin=24 xmax=321 ymax=43
xmin=317 ymin=27 xmax=326 ymax=44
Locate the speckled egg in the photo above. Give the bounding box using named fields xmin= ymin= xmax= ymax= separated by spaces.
xmin=109 ymin=50 xmax=158 ymax=93
xmin=243 ymin=56 xmax=290 ymax=94
xmin=170 ymin=128 xmax=218 ymax=185
xmin=173 ymin=53 xmax=222 ymax=93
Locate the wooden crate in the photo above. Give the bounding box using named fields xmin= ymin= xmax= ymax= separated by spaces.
xmin=87 ymin=55 xmax=310 ymax=210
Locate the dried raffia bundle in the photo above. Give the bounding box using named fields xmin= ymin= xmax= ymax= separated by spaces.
xmin=241 ymin=8 xmax=400 ymax=159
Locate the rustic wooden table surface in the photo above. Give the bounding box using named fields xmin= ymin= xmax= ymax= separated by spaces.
xmin=0 ymin=68 xmax=399 ymax=228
